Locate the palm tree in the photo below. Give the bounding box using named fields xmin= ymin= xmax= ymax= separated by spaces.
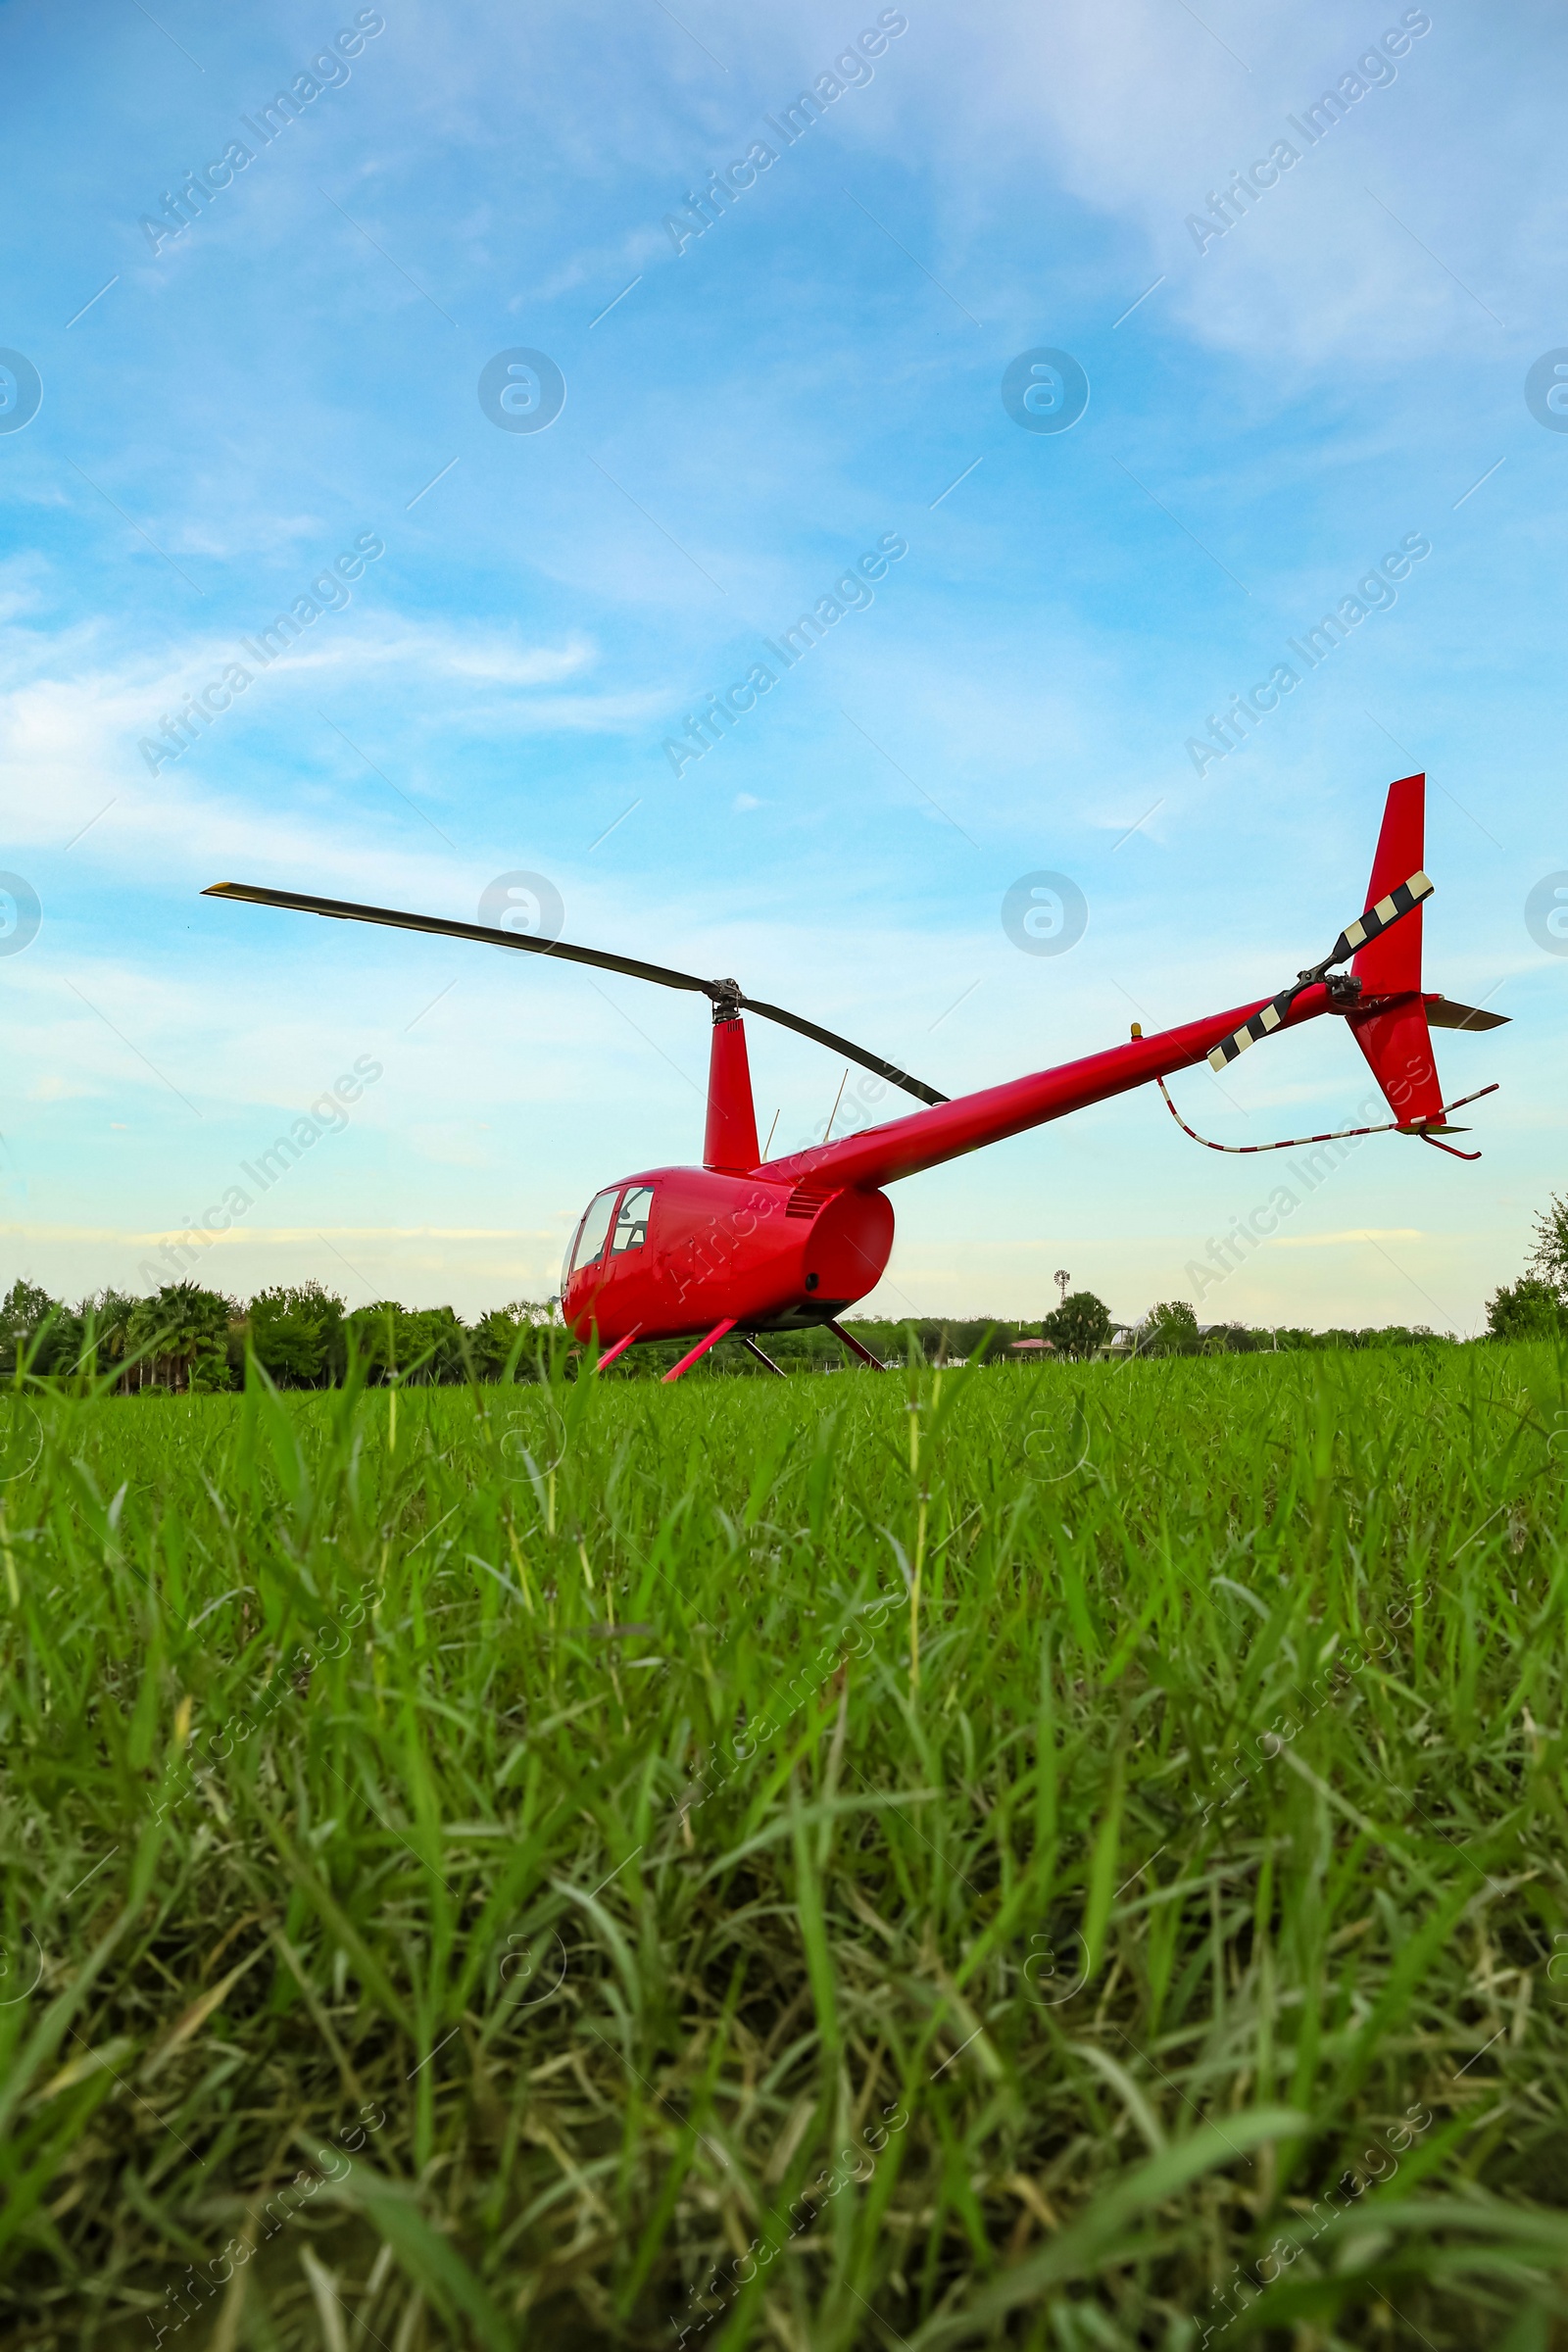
xmin=125 ymin=1284 xmax=233 ymax=1391
xmin=78 ymin=1291 xmax=136 ymax=1387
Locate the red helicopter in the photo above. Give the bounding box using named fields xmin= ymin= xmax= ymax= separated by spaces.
xmin=206 ymin=773 xmax=1503 ymax=1380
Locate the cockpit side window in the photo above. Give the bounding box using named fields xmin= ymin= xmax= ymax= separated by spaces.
xmin=568 ymin=1188 xmax=618 ymax=1278
xmin=611 ymin=1185 xmax=654 ymax=1254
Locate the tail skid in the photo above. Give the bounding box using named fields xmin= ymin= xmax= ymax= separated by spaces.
xmin=1157 ymin=1075 xmax=1498 ymax=1159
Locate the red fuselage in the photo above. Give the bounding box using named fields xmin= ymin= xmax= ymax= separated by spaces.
xmin=562 ymin=1164 xmax=896 ymax=1343
xmin=562 ymin=980 xmax=1355 ymax=1346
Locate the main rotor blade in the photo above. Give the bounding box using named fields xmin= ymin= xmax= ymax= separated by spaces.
xmin=738 ymin=994 xmax=949 ymax=1108
xmin=203 ymin=881 xmax=949 ymax=1109
xmin=1206 ymin=868 xmax=1434 ymax=1073
xmin=203 ymin=881 xmax=718 ymax=998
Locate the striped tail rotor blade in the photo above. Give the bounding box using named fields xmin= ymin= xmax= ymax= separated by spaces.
xmin=1207 ymin=990 xmax=1296 ymax=1072
xmin=1205 ymin=871 xmax=1434 ymax=1075
xmin=1329 ymin=868 xmax=1432 ymax=966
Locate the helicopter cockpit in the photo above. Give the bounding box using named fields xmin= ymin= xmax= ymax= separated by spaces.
xmin=560 ymin=1183 xmax=656 ymax=1298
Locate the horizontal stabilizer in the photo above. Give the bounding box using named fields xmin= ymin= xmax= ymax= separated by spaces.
xmin=1426 ymin=997 xmax=1508 ymax=1032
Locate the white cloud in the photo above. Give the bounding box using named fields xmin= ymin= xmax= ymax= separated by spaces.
xmin=0 ymin=612 xmax=651 ymax=896
xmin=836 ymin=0 xmax=1539 ymax=368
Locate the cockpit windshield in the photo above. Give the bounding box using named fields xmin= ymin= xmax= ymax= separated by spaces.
xmin=564 ymin=1188 xmax=617 ymax=1288
xmin=562 ymin=1183 xmax=658 ymax=1296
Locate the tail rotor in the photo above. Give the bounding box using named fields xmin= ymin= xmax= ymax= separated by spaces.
xmin=1206 ymin=868 xmax=1434 ymax=1073
xmin=1186 ymin=773 xmax=1506 ymax=1158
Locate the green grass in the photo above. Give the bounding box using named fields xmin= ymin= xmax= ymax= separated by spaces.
xmin=3 ymin=1340 xmax=1568 ymax=2349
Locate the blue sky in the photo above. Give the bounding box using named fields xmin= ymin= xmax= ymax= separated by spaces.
xmin=0 ymin=0 xmax=1561 ymax=1331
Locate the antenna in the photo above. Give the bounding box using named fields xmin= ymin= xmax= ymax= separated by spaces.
xmin=823 ymin=1064 xmax=850 ymax=1143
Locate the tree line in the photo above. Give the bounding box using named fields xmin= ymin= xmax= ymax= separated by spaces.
xmin=0 ymin=1280 xmax=1076 ymax=1388
xmin=1102 ymin=1298 xmax=1455 ymax=1358
xmin=0 ymin=1274 xmax=1471 ymax=1393
xmin=0 ymin=1281 xmax=570 ymax=1390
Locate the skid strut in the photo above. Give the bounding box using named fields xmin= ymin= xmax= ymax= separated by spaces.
xmin=828 ymin=1318 xmax=885 ymax=1371
xmin=662 ymin=1318 xmax=737 ymax=1384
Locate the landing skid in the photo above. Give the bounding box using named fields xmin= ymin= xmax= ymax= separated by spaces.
xmin=827 ymin=1318 xmax=885 ymax=1371
xmin=595 ymin=1315 xmax=879 ymax=1381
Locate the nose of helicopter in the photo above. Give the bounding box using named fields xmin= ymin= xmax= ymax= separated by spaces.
xmin=561 ymin=1167 xmax=895 ymax=1346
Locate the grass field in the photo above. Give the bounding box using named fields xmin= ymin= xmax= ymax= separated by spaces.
xmin=3 ymin=1341 xmax=1568 ymax=2350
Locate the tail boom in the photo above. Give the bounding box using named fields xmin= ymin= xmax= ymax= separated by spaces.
xmin=760 ymin=983 xmax=1337 ymax=1193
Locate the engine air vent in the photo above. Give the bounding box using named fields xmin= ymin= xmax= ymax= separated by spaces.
xmin=785 ymin=1180 xmax=839 ymax=1220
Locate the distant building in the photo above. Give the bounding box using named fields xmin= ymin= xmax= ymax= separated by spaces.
xmin=1096 ymin=1320 xmax=1141 ymax=1361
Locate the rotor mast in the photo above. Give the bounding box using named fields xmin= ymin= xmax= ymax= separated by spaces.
xmin=703 ymin=986 xmax=760 ymax=1173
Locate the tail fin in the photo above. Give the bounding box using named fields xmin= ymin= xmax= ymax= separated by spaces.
xmin=1351 ymin=772 xmax=1426 ymax=997
xmin=1346 ymin=773 xmax=1444 ymax=1127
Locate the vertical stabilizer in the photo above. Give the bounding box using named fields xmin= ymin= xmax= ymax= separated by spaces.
xmin=1351 ymin=772 xmax=1425 ymax=997
xmin=1347 ymin=773 xmax=1444 ymax=1126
